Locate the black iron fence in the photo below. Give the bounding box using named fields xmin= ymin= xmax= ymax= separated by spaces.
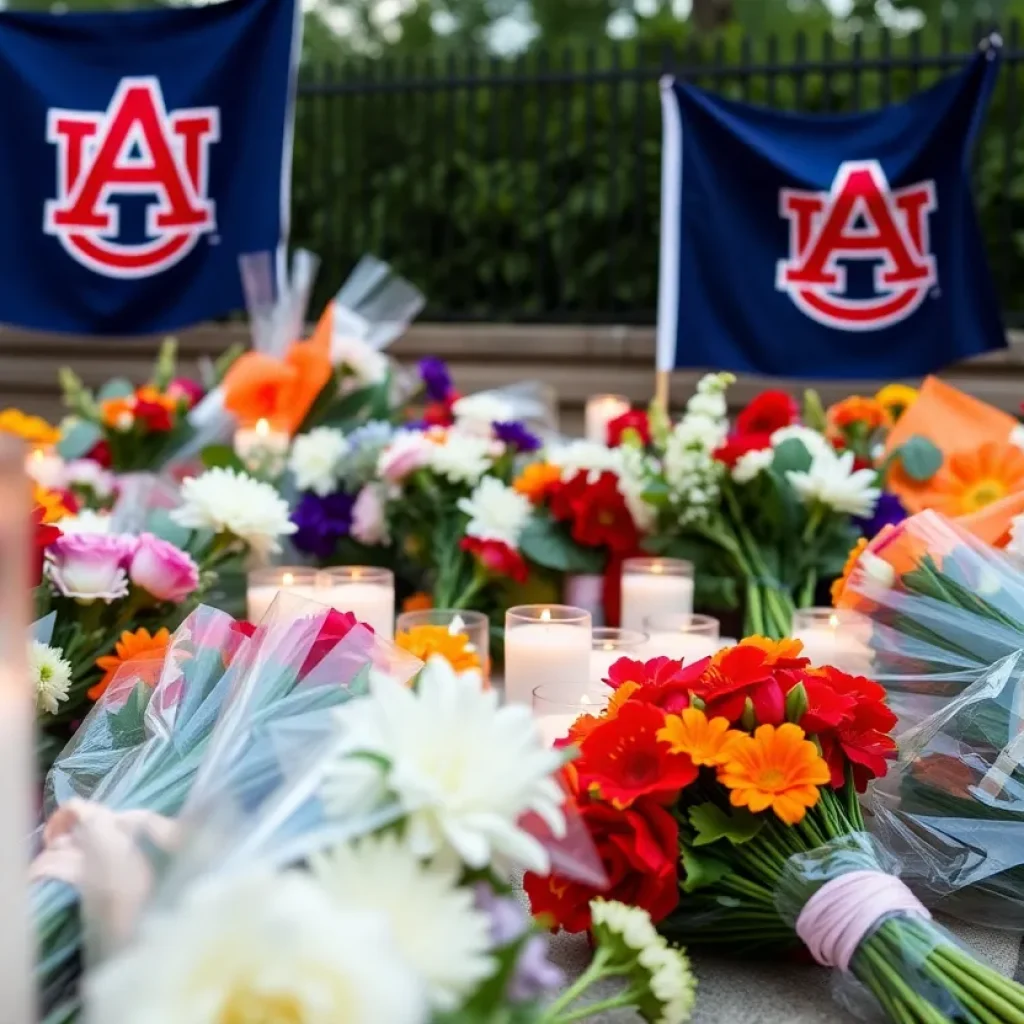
xmin=292 ymin=24 xmax=1024 ymax=325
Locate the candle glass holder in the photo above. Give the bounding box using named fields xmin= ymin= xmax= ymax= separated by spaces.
xmin=317 ymin=566 xmax=396 ymax=640
xmin=532 ymin=683 xmax=609 ymax=747
xmin=791 ymin=607 xmax=874 ymax=675
xmin=246 ymin=567 xmax=320 ymax=623
xmin=643 ymin=612 xmax=722 ymax=662
xmin=504 ymin=605 xmax=592 ymax=706
xmin=584 ymin=393 xmax=630 ymax=445
xmin=396 ymin=608 xmax=490 ymax=683
xmin=590 ymin=627 xmax=648 ymax=686
xmin=620 ymin=557 xmax=695 ymax=632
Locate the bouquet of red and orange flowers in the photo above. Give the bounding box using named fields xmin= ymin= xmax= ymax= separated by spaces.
xmin=527 ymin=640 xmax=1024 ymax=1024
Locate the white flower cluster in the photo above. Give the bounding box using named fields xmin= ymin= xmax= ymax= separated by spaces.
xmin=30 ymin=640 xmax=72 ymax=715
xmin=288 ymin=426 xmax=350 ymax=496
xmin=457 ymin=476 xmax=532 ymax=549
xmin=545 ymin=439 xmax=622 ymax=483
xmin=171 ymin=467 xmax=297 ymax=560
xmin=730 ymin=425 xmax=830 ymax=486
xmin=786 ymin=447 xmax=880 ymax=518
xmin=590 ymin=899 xmax=697 ymax=1024
xmin=663 ymin=373 xmax=732 ymax=525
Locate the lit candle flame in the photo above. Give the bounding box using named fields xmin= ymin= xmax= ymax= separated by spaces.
xmin=828 ymin=613 xmax=840 ymax=630
xmin=651 ymin=561 xmax=664 ymax=575
xmin=448 ymin=614 xmax=465 ymax=636
xmin=30 ymin=448 xmax=45 ymax=463
xmin=255 ymin=418 xmax=270 ymax=438
xmin=602 ymin=642 xmax=615 ymax=652
xmin=282 ymin=572 xmax=295 ymax=587
xmin=540 ymin=609 xmax=552 ymax=622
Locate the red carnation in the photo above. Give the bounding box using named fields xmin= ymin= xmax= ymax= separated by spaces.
xmin=461 ymin=536 xmax=528 ymax=583
xmin=134 ymin=398 xmax=174 ymax=433
xmin=422 ymin=395 xmax=458 ymax=428
xmin=606 ymin=656 xmax=705 ymax=714
xmin=86 ymin=440 xmax=112 ymax=469
xmin=607 ymin=409 xmax=651 ymax=447
xmin=168 ymin=378 xmax=205 ymax=409
xmin=525 ymin=796 xmax=679 ymax=933
xmin=735 ymin=390 xmax=799 ymax=436
xmin=576 ymin=700 xmax=698 ymax=808
xmin=714 ymin=432 xmax=772 ymax=469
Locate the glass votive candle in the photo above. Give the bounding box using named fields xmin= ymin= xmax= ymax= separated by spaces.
xmin=504 ymin=605 xmax=592 ymax=706
xmin=316 ymin=566 xmax=396 ymax=640
xmin=396 ymin=608 xmax=490 ymax=684
xmin=532 ymin=683 xmax=608 ymax=747
xmin=790 ymin=607 xmax=874 ymax=675
xmin=620 ymin=557 xmax=694 ymax=632
xmin=247 ymin=567 xmax=320 ymax=623
xmin=584 ymin=393 xmax=630 ymax=445
xmin=590 ymin=627 xmax=648 ymax=686
xmin=643 ymin=612 xmax=720 ymax=663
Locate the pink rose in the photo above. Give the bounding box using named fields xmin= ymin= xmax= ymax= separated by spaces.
xmin=168 ymin=377 xmax=205 ymax=409
xmin=378 ymin=433 xmax=430 ymax=483
xmin=129 ymin=533 xmax=200 ymax=602
xmin=351 ymin=485 xmax=389 ymax=546
xmin=47 ymin=534 xmax=136 ymax=603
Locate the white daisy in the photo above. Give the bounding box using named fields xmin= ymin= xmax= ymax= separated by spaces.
xmin=426 ymin=431 xmax=501 ymax=485
xmin=457 ymin=476 xmax=532 ymax=548
xmin=322 ymin=655 xmax=566 ymax=874
xmin=787 ymin=448 xmax=880 ymax=518
xmin=312 ymin=834 xmax=494 ymax=1011
xmin=29 ymin=641 xmax=72 ymax=715
xmin=289 ymin=427 xmax=349 ymax=496
xmin=170 ymin=468 xmax=296 ymax=560
xmin=85 ymin=871 xmax=428 ymax=1024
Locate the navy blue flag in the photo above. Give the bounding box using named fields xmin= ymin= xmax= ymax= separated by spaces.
xmin=657 ymin=46 xmax=1004 ymax=378
xmin=0 ymin=0 xmax=298 ymax=335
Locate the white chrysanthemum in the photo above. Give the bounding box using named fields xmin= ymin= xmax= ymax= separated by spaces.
xmin=86 ymin=871 xmax=427 ymax=1024
xmin=786 ymin=448 xmax=880 ymax=518
xmin=732 ymin=447 xmax=774 ymax=484
xmin=426 ymin=432 xmax=502 ymax=485
xmin=770 ymin=424 xmax=830 ymax=459
xmin=457 ymin=476 xmax=532 ymax=547
xmin=312 ymin=834 xmax=494 ymax=1011
xmin=289 ymin=427 xmax=349 ymax=496
xmin=170 ymin=468 xmax=296 ymax=559
xmin=452 ymin=393 xmax=517 ymax=436
xmin=546 ymin=439 xmax=623 ymax=482
xmin=54 ymin=509 xmax=113 ymax=536
xmin=323 ymin=655 xmax=566 ymax=874
xmin=29 ymin=641 xmax=72 ymax=715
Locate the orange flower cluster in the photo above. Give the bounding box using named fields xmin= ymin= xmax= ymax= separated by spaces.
xmin=526 ymin=637 xmax=897 ymax=933
xmin=101 ymin=386 xmax=181 ymax=433
xmin=92 ymin=627 xmax=172 ymax=701
xmin=396 ymin=623 xmax=482 ymax=674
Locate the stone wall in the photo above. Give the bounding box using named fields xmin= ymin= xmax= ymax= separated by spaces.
xmin=3 ymin=322 xmax=1022 ymax=435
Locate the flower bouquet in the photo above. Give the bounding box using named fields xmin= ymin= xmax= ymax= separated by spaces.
xmin=527 ymin=640 xmax=1024 ymax=1024
xmin=80 ymin=653 xmax=695 ymax=1024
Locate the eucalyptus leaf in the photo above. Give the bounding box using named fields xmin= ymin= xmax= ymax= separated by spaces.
xmin=57 ymin=420 xmax=103 ymax=460
xmin=97 ymin=377 xmax=136 ymax=401
xmin=894 ymin=434 xmax=942 ymax=482
xmin=771 ymin=437 xmax=813 ymax=475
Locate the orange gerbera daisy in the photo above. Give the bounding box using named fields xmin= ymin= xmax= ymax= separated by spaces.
xmin=402 ymin=592 xmax=434 ymax=613
xmin=827 ymin=395 xmax=891 ymax=434
xmin=658 ymin=707 xmax=742 ymax=767
xmin=718 ymin=722 xmax=831 ymax=825
xmin=711 ymin=635 xmax=804 ymax=668
xmin=514 ymin=463 xmax=562 ymax=503
xmin=564 ymin=680 xmax=642 ymax=747
xmin=0 ymin=408 xmax=60 ymax=446
xmin=91 ymin=627 xmax=172 ymax=701
xmin=831 ymin=537 xmax=868 ymax=607
xmin=33 ymin=485 xmax=70 ymax=525
xmin=926 ymin=442 xmax=1024 ymax=517
xmin=396 ymin=624 xmax=482 ymax=673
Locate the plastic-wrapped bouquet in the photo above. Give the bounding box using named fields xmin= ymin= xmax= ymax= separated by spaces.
xmin=79 ymin=654 xmax=695 ymax=1024
xmin=527 ymin=640 xmax=1024 ymax=1024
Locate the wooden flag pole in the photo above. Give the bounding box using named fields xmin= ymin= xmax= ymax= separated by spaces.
xmin=654 ymin=369 xmax=670 ymax=414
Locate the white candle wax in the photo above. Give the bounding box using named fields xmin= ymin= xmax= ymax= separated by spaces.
xmin=320 ymin=581 xmax=395 ymax=640
xmin=621 ymin=574 xmax=694 ymax=633
xmin=590 ymin=646 xmax=629 ymax=685
xmin=645 ymin=631 xmax=720 ymax=664
xmin=505 ymin=623 xmax=592 ymax=706
xmin=584 ymin=395 xmax=630 ymax=445
xmin=791 ymin=626 xmax=874 ymax=676
xmin=246 ymin=582 xmax=321 ymax=623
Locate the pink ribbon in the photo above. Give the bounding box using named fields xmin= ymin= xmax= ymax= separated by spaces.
xmin=795 ymin=870 xmax=931 ymax=972
xmin=31 ymin=799 xmax=178 ymax=955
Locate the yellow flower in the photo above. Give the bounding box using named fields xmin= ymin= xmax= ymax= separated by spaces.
xmin=396 ymin=624 xmax=482 ymax=674
xmin=717 ymin=723 xmax=831 ymax=825
xmin=0 ymin=409 xmax=59 ymax=446
xmin=33 ymin=485 xmax=70 ymax=525
xmin=875 ymin=383 xmax=919 ymax=422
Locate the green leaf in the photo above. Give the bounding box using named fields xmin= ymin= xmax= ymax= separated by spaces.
xmin=145 ymin=509 xmax=192 ymax=548
xmin=57 ymin=420 xmax=103 ymax=460
xmin=97 ymin=377 xmax=136 ymax=401
xmin=893 ymin=435 xmax=942 ymax=483
xmin=802 ymin=389 xmax=827 ymax=432
xmin=518 ymin=514 xmax=604 ymax=574
xmin=369 ymin=372 xmax=393 ymax=421
xmin=689 ymin=802 xmax=764 ymax=847
xmin=107 ymin=682 xmax=152 ymax=750
xmin=771 ymin=437 xmax=813 ymax=475
xmin=681 ymin=847 xmax=732 ymax=893
xmin=201 ymin=444 xmax=247 ymax=473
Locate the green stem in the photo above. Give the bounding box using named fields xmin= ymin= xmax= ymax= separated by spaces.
xmin=549 ymin=987 xmax=644 ymax=1024
xmin=539 ymin=948 xmax=614 ymax=1020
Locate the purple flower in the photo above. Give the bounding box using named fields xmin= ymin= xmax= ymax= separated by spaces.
xmin=857 ymin=490 xmax=906 ymax=538
xmin=418 ymin=357 xmax=454 ymax=403
xmin=474 ymin=884 xmax=564 ymax=1003
xmin=291 ymin=491 xmax=356 ymax=560
xmin=493 ymin=421 xmax=541 ymax=453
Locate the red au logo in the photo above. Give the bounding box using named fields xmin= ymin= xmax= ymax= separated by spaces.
xmin=776 ymin=160 xmax=937 ymax=331
xmin=44 ymin=77 xmax=220 ymax=279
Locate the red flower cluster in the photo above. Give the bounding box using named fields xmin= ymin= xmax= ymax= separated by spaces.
xmin=714 ymin=432 xmax=772 ymax=469
xmin=607 ymin=409 xmax=651 ymax=447
xmin=32 ymin=507 xmax=61 ymax=585
xmin=422 ymin=392 xmax=461 ymax=428
xmin=460 ymin=536 xmax=528 ymax=583
xmin=735 ymin=390 xmax=799 ymax=436
xmin=300 ymin=608 xmax=374 ymax=677
xmin=549 ymin=470 xmax=639 ymax=555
